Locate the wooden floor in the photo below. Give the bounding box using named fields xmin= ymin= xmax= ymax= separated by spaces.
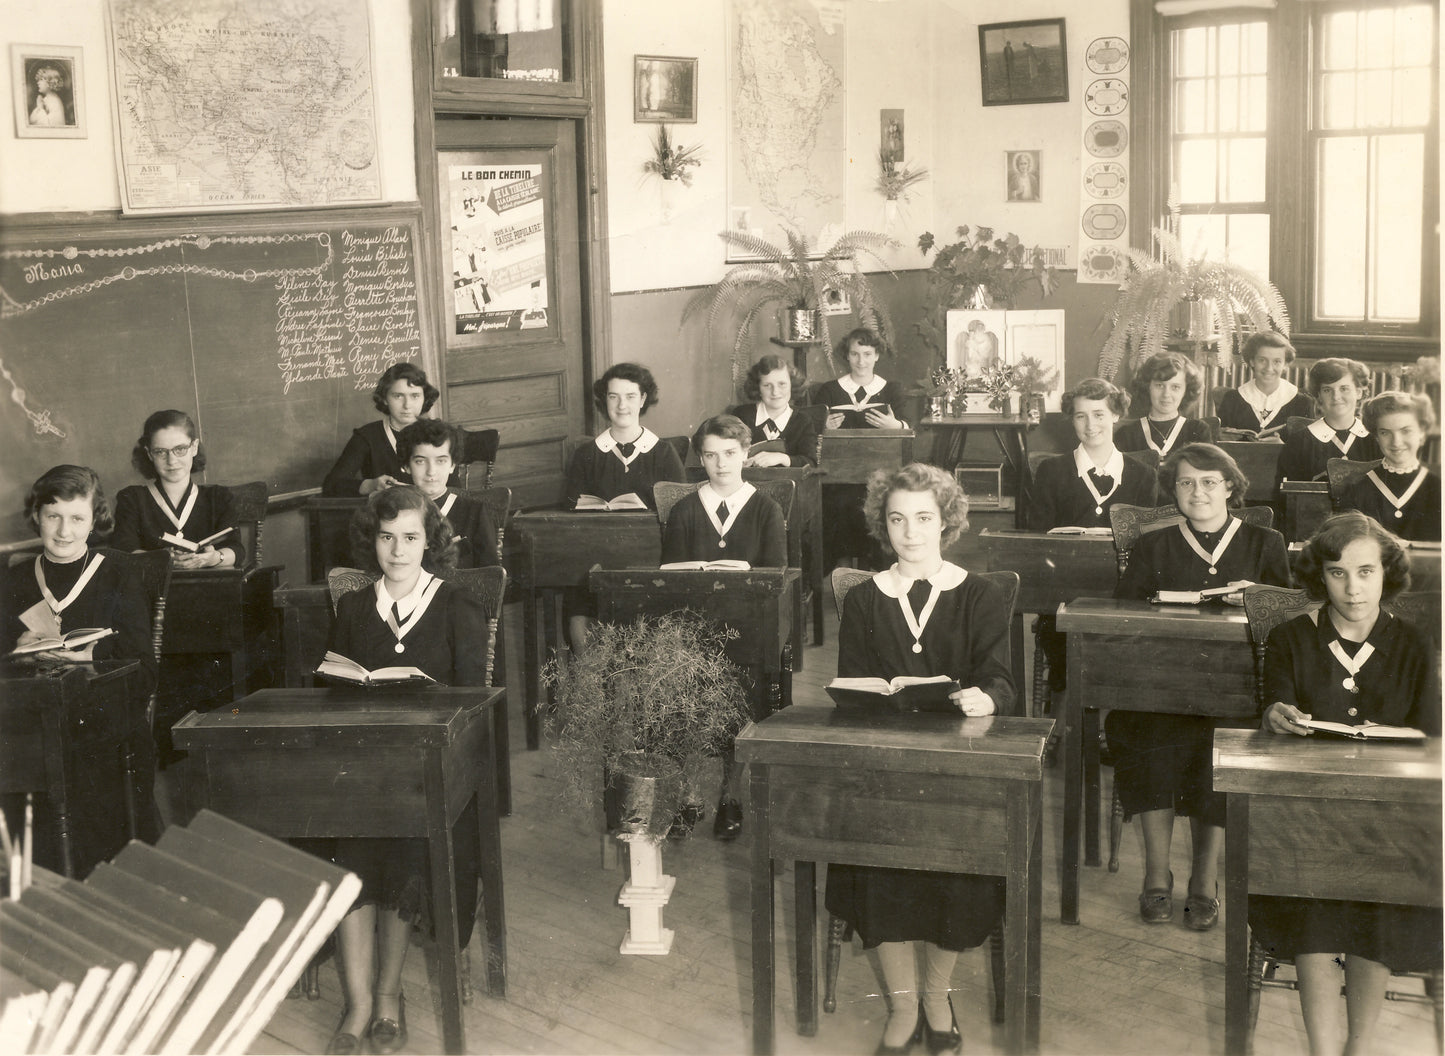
xmin=251 ymin=592 xmax=1438 ymax=1056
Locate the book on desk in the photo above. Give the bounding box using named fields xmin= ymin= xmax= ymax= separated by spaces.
xmin=826 ymin=675 xmax=961 ymax=712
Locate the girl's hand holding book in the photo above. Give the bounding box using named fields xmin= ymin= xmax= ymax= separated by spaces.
xmin=1263 ymin=701 xmax=1313 ymax=736
xmin=950 ymin=685 xmax=996 ymax=717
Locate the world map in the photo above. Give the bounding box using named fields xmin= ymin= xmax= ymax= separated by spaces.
xmin=728 ymin=0 xmax=847 ymax=249
xmin=108 ymin=0 xmax=381 ymax=213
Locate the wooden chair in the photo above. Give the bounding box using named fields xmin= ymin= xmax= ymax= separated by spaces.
xmin=226 ymin=480 xmax=269 ymax=569
xmin=1240 ymin=584 xmax=1443 ymax=1047
xmin=1201 ymin=415 xmax=1221 ymax=442
xmin=821 ymin=566 xmax=1021 ymax=1025
xmin=458 ymin=428 xmax=501 ymax=491
xmin=797 ymin=403 xmax=829 ymax=464
xmin=1 ymin=667 xmax=83 ymax=877
xmin=660 ymin=434 xmax=691 ymax=464
xmin=1326 ymin=457 xmax=1383 ymax=512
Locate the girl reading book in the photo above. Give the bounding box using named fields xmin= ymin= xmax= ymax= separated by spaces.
xmin=1114 ymin=352 xmax=1212 ymax=458
xmin=1255 ymin=512 xmax=1440 ymax=1055
xmin=112 ymin=410 xmax=242 ymax=570
xmin=564 ymin=362 xmax=685 ymax=511
xmin=395 ymin=418 xmax=501 ymax=567
xmin=1277 ymin=358 xmax=1382 ymax=483
xmin=827 ymin=463 xmax=1012 ymax=1054
xmin=1215 ymin=331 xmax=1315 ymax=440
xmin=307 ymin=486 xmax=487 ymax=1055
xmin=1340 ymin=391 xmax=1440 ymax=542
xmin=727 ymin=354 xmax=819 ymax=468
xmin=322 ymin=362 xmax=450 ymax=497
xmin=1113 ymin=443 xmax=1291 ymax=931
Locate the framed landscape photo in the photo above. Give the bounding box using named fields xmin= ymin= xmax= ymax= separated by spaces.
xmin=634 ymin=55 xmax=697 ymax=123
xmin=11 ymin=44 xmax=85 ymax=138
xmin=978 ymin=19 xmax=1068 ymax=106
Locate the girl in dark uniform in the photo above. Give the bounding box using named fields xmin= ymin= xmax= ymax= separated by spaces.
xmin=396 ymin=418 xmax=500 ymax=568
xmin=1112 ymin=443 xmax=1291 ymax=930
xmin=1255 ymin=512 xmax=1440 ymax=1055
xmin=1114 ymin=351 xmax=1212 ymax=458
xmin=728 ymin=353 xmax=819 ymax=468
xmin=1277 ymin=358 xmax=1381 ymax=483
xmin=826 ymin=463 xmax=1012 ymax=1054
xmin=1340 ymin=391 xmax=1440 ymax=541
xmin=1216 ymin=331 xmax=1315 ymax=439
xmin=322 ymin=362 xmax=447 ymax=497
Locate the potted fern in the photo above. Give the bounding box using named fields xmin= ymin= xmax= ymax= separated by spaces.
xmin=1097 ymin=226 xmax=1290 ymax=378
xmin=683 ymin=225 xmax=897 ymax=382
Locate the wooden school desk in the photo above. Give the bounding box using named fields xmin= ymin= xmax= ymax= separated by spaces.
xmin=590 ymin=567 xmax=799 ymax=714
xmin=302 ymin=497 xmax=365 ymax=581
xmin=736 ymin=706 xmax=1052 ymax=1056
xmin=171 ymin=686 xmax=507 ymax=1055
xmin=162 ymin=566 xmax=283 ymax=699
xmin=1055 ymin=598 xmax=1256 ymax=924
xmin=978 ymin=529 xmax=1118 ymax=711
xmin=1279 ymin=479 xmax=1331 ymax=541
xmin=508 ymin=509 xmax=661 ymax=749
xmin=917 ymin=415 xmax=1033 ymax=527
xmin=1216 ymin=441 xmax=1285 ymax=504
xmin=818 ymin=429 xmax=915 ymax=572
xmin=1214 ymin=729 xmax=1442 ymax=1055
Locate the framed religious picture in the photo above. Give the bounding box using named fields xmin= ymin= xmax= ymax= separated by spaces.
xmin=978 ymin=19 xmax=1069 ymax=106
xmin=1005 ymin=309 xmax=1067 ymax=411
xmin=634 ymin=55 xmax=697 ymax=123
xmin=11 ymin=44 xmax=85 ymax=138
xmin=1006 ymin=150 xmax=1041 ymax=202
xmin=946 ymin=309 xmax=1008 ymax=378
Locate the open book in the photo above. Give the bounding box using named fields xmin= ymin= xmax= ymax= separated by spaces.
xmin=8 ymin=627 xmax=114 ymax=657
xmin=1220 ymin=423 xmax=1289 ymax=442
xmin=658 ymin=560 xmax=751 ymax=571
xmin=829 ymin=402 xmax=884 ymax=412
xmin=1151 ymin=585 xmax=1243 ymax=605
xmin=826 ymin=675 xmax=962 ymax=713
xmin=314 ymin=651 xmax=436 ymax=686
xmin=1046 ymin=526 xmax=1113 ymax=537
xmin=160 ymin=526 xmax=234 ymax=553
xmin=574 ymin=492 xmax=648 ymax=511
xmin=1297 ymin=719 xmax=1427 ymax=742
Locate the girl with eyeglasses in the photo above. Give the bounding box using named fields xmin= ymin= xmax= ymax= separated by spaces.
xmin=1111 ymin=442 xmax=1291 ymax=932
xmin=112 ymin=410 xmax=242 ymax=571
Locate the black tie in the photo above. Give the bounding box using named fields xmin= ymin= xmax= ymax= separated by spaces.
xmin=906 ymin=579 xmax=931 ymax=620
xmin=616 ymin=441 xmax=635 ymax=457
xmin=1088 ymin=468 xmax=1114 ymax=492
xmin=1334 ymin=428 xmax=1352 ymax=444
xmin=716 ymin=501 xmax=729 ymax=523
xmin=855 ymin=387 xmax=868 ymax=403
xmin=763 ymin=420 xmax=780 ymax=439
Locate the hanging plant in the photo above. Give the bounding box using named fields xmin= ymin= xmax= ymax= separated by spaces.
xmin=874 ymin=151 xmax=929 ymax=202
xmin=642 ymin=124 xmax=703 ymax=186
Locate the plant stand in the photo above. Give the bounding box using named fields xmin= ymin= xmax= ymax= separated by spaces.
xmin=616 ymin=833 xmax=676 ymax=955
xmin=769 ymin=336 xmax=825 ymax=383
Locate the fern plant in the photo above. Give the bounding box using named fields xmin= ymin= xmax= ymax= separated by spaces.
xmin=682 ymin=226 xmax=897 ymax=383
xmin=1098 ymin=227 xmax=1290 ymax=378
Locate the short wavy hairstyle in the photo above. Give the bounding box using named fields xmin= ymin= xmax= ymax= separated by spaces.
xmin=1129 ymin=352 xmax=1203 ymax=416
xmin=864 ymin=462 xmax=969 ymax=552
xmin=26 ymin=464 xmax=114 ymax=537
xmin=349 ymin=485 xmax=457 ymax=575
xmin=742 ymin=354 xmax=805 ymax=404
xmin=1361 ymin=389 xmax=1437 ymax=434
xmin=1159 ymin=442 xmax=1250 ymax=509
xmin=833 ymin=327 xmax=888 ymax=364
xmin=396 ymin=418 xmax=465 ymax=463
xmin=691 ymin=414 xmax=752 ymax=454
xmin=1306 ymin=357 xmax=1371 ymax=400
xmin=592 ymin=362 xmax=660 ymax=416
xmin=371 ymin=362 xmax=441 ymax=416
xmin=1295 ymin=511 xmax=1411 ymax=602
xmin=131 ymin=409 xmax=206 ymax=479
xmin=1062 ymin=377 xmax=1131 ymax=418
xmin=1240 ymin=330 xmax=1297 ymax=365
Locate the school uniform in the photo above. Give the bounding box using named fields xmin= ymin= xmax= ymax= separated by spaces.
xmin=1215 ymin=380 xmax=1314 ymax=437
xmin=1250 ymin=608 xmax=1441 ymax=970
xmin=433 ymin=489 xmax=500 ymax=568
xmin=322 ymin=419 xmax=407 ymax=497
xmin=660 ymin=483 xmax=787 ymax=568
xmin=1109 ymin=517 xmax=1292 ymax=824
xmin=824 ymin=564 xmax=1014 ymax=950
xmin=811 ymin=376 xmax=906 ymax=565
xmin=1340 ymin=467 xmax=1441 ymax=542
xmin=1026 ymin=446 xmax=1158 ymax=533
xmin=811 ymin=375 xmax=906 ymax=429
xmin=728 ymin=402 xmax=819 ymax=466
xmin=111 ymin=481 xmax=247 ymax=565
xmin=1277 ymin=417 xmax=1381 ymax=483
xmin=303 ymin=574 xmax=487 ymax=941
xmin=564 ymin=427 xmax=685 ymax=510
xmin=1113 ymin=416 xmax=1212 ymax=458
xmin=0 ymin=549 xmax=160 ymax=876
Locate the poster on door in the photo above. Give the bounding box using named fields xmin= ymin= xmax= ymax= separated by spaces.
xmin=446 ymin=163 xmax=550 ymax=334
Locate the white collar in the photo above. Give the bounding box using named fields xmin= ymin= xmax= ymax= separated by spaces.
xmin=838 ymin=374 xmax=887 ymax=398
xmin=373 ymin=568 xmax=439 ymax=624
xmin=146 ymin=480 xmax=199 ymax=533
xmin=436 ymin=491 xmax=458 ymax=518
xmin=594 ymin=427 xmax=658 ymax=454
xmin=1239 ymin=378 xmax=1298 ymax=414
xmin=754 ymin=403 xmax=794 ymax=430
xmin=1073 ymin=445 xmax=1125 ymax=480
xmin=1308 ymin=417 xmax=1369 ymax=443
xmin=382 ymin=420 xmax=399 ymax=452
xmin=697 ymin=481 xmax=755 ymax=539
xmin=872 ymin=561 xmax=968 ymax=597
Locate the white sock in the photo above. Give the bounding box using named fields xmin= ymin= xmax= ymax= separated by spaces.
xmin=922 ymin=942 xmax=958 ymax=1029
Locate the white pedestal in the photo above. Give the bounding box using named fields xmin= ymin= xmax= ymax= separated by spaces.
xmin=616 ymin=834 xmax=676 ymax=955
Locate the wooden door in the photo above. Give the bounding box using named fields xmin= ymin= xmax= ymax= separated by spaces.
xmin=434 ymin=118 xmax=585 ymax=508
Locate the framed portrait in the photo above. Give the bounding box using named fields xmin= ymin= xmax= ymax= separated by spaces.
xmin=978 ymin=20 xmax=1069 ymax=106
xmin=822 ymin=288 xmax=852 ymax=316
xmin=1005 ymin=150 xmax=1042 ymax=202
xmin=634 ymin=55 xmax=697 ymax=123
xmin=1005 ymin=309 xmax=1067 ymax=411
xmin=12 ymin=44 xmax=85 ymax=139
xmin=945 ymin=309 xmax=1008 ymax=378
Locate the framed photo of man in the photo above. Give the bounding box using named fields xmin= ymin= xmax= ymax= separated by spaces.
xmin=12 ymin=44 xmax=85 ymax=138
xmin=978 ymin=20 xmax=1069 ymax=106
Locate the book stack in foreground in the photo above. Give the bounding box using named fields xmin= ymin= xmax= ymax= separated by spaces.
xmin=0 ymin=809 xmax=360 ymax=1055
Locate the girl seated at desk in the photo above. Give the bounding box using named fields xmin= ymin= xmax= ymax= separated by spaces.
xmin=564 ymin=362 xmax=685 ymax=511
xmin=827 ymin=463 xmax=1012 ymax=1055
xmin=1339 ymin=391 xmax=1440 ymax=542
xmin=1216 ymin=331 xmax=1315 ymax=440
xmin=1114 ymin=352 xmax=1212 ymax=459
xmin=1277 ymin=358 xmax=1382 ymax=484
xmin=396 ymin=418 xmax=500 ymax=567
xmin=1 ymin=465 xmax=160 ymax=876
xmin=1113 ymin=442 xmax=1291 ymax=930
xmin=308 ymin=486 xmax=487 ymax=1056
xmin=111 ymin=409 xmax=243 ymax=570
xmin=1256 ymin=512 xmax=1439 ymax=1056
xmin=322 ymin=362 xmax=450 ymax=497
xmin=727 ymin=354 xmax=818 ymax=468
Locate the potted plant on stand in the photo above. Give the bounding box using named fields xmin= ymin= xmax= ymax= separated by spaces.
xmin=683 ymin=225 xmax=897 ymax=384
xmin=1010 ymin=355 xmax=1061 ymax=424
xmin=544 ymin=612 xmax=751 ymax=953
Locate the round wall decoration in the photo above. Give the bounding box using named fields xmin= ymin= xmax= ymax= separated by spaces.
xmin=1085 ymin=79 xmax=1129 ymax=117
xmin=1083 ymin=161 xmax=1128 ymax=199
xmin=1078 ymin=243 xmax=1127 ymax=283
xmin=1086 ymin=37 xmax=1130 ymax=75
xmin=1084 ymin=120 xmax=1129 ymax=158
xmin=1081 ymin=203 xmax=1128 ymax=240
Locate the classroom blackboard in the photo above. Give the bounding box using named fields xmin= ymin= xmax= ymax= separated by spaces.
xmin=0 ymin=205 xmax=438 ymax=545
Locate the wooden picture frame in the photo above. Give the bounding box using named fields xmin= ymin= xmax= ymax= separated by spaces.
xmin=634 ymin=55 xmax=697 ymax=123
xmin=978 ymin=19 xmax=1069 ymax=106
xmin=1005 ymin=309 xmax=1067 ymax=411
xmin=11 ymin=44 xmax=85 ymax=139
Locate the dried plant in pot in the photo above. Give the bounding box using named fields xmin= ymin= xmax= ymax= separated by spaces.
xmin=542 ymin=612 xmax=752 ymax=839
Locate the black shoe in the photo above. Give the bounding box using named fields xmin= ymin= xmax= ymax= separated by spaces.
xmin=922 ymin=997 xmax=962 ymax=1054
xmin=369 ymin=991 xmax=406 ymax=1055
xmin=713 ymin=797 xmax=743 ymax=840
xmin=325 ymin=1012 xmax=364 ymax=1056
xmin=876 ymin=1007 xmax=925 ymax=1055
xmin=667 ymin=803 xmax=704 ymax=842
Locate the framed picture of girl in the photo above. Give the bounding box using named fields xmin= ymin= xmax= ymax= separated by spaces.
xmin=11 ymin=44 xmax=85 ymax=139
